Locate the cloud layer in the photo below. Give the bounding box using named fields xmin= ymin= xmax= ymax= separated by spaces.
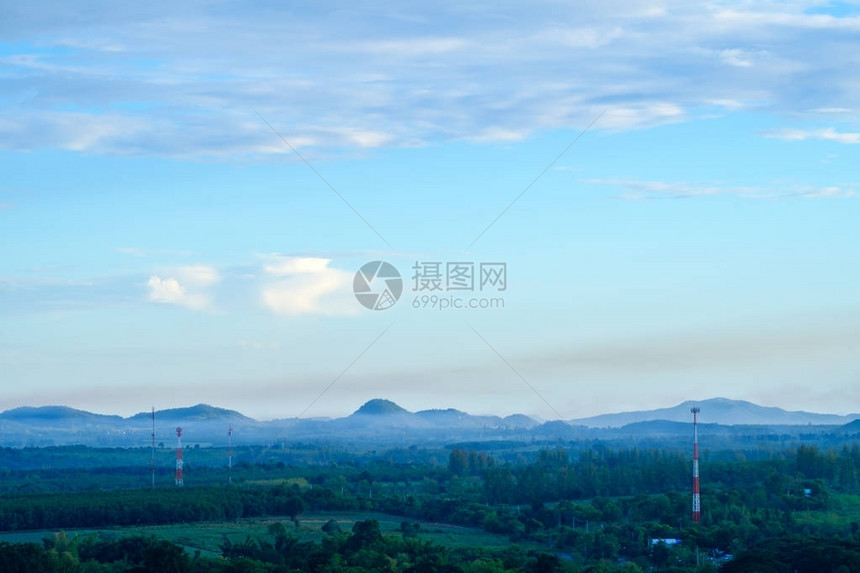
xmin=2 ymin=1 xmax=860 ymax=156
xmin=764 ymin=127 xmax=860 ymax=144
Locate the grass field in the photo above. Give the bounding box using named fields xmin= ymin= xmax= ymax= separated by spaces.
xmin=0 ymin=512 xmax=535 ymax=558
xmin=793 ymin=493 xmax=860 ymax=531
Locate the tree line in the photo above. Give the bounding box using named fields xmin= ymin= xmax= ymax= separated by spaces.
xmin=2 ymin=443 xmax=860 ymax=570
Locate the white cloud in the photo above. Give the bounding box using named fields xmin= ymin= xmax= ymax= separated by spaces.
xmin=468 ymin=127 xmax=531 ymax=143
xmin=586 ymin=178 xmax=725 ymax=198
xmin=798 ymin=186 xmax=856 ymax=198
xmin=812 ymin=107 xmax=854 ymax=114
xmin=346 ymin=37 xmax=470 ymax=56
xmin=585 ymin=178 xmax=857 ymax=199
xmin=264 ymin=257 xmax=331 ymax=276
xmin=763 ymin=127 xmax=860 ymax=144
xmin=260 ymin=256 xmax=357 ymax=316
xmin=147 ymin=276 xmax=185 ymax=303
xmin=712 ymin=9 xmax=860 ymax=31
xmin=599 ymin=103 xmax=685 ymax=130
xmin=0 ymin=111 xmax=149 ymax=153
xmin=719 ymin=48 xmax=754 ymax=68
xmin=705 ymin=99 xmax=747 ymax=110
xmin=176 ymin=264 xmax=220 ymax=287
xmin=345 ymin=129 xmax=395 ymax=148
xmin=146 ymin=264 xmax=220 ymax=310
xmin=540 ymin=26 xmax=624 ymax=49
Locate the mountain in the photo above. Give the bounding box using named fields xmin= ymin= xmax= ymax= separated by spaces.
xmin=569 ymin=398 xmax=860 ymax=428
xmin=415 ymin=408 xmax=537 ymax=429
xmin=352 ymin=399 xmax=409 ymax=416
xmin=502 ymin=414 xmax=541 ymax=429
xmin=348 ymin=401 xmax=539 ymax=430
xmin=128 ymin=404 xmax=252 ymax=422
xmin=842 ymin=419 xmax=860 ymax=433
xmin=0 ymin=406 xmax=123 ymax=424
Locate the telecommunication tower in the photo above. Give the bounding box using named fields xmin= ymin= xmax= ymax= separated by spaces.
xmin=175 ymin=426 xmax=184 ymax=487
xmin=691 ymin=407 xmax=701 ymax=523
xmin=151 ymin=407 xmax=156 ymax=488
xmin=228 ymin=424 xmax=233 ymax=484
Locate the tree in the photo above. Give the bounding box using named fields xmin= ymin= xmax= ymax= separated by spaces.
xmin=283 ymin=496 xmax=305 ymax=527
xmin=484 ymin=468 xmax=516 ymax=504
xmin=400 ymin=521 xmax=420 ymax=539
xmin=449 ymin=448 xmax=469 ymax=477
xmin=346 ymin=519 xmax=383 ymax=553
xmin=322 ymin=519 xmax=343 ymax=536
xmin=142 ymin=539 xmax=191 ymax=573
xmin=530 ymin=553 xmax=561 ymax=573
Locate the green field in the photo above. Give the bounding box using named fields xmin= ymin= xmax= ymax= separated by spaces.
xmin=0 ymin=512 xmax=535 ymax=558
xmin=793 ymin=493 xmax=860 ymax=530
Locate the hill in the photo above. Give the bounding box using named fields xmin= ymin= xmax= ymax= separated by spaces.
xmin=352 ymin=399 xmax=409 ymax=416
xmin=569 ymin=397 xmax=859 ymax=427
xmin=841 ymin=419 xmax=860 ymax=434
xmin=0 ymin=406 xmax=123 ymax=424
xmin=128 ymin=404 xmax=252 ymax=422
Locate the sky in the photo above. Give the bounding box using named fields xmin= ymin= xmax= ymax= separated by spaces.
xmin=1 ymin=0 xmax=859 ymax=421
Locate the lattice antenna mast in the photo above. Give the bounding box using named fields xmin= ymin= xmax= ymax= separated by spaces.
xmin=175 ymin=427 xmax=184 ymax=487
xmin=151 ymin=407 xmax=156 ymax=489
xmin=691 ymin=407 xmax=701 ymax=523
xmin=228 ymin=425 xmax=233 ymax=485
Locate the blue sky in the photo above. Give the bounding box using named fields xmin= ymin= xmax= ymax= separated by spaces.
xmin=1 ymin=0 xmax=859 ymax=420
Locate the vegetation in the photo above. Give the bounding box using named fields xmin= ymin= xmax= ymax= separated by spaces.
xmin=0 ymin=442 xmax=859 ymax=570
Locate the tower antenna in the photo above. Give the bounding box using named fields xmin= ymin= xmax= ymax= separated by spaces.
xmin=151 ymin=407 xmax=156 ymax=489
xmin=228 ymin=424 xmax=233 ymax=484
xmin=691 ymin=407 xmax=701 ymax=523
xmin=175 ymin=427 xmax=184 ymax=487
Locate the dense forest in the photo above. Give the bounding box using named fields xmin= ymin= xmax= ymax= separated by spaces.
xmin=0 ymin=443 xmax=858 ymax=571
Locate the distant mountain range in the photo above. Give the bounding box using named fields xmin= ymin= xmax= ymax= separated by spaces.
xmin=0 ymin=404 xmax=250 ymax=425
xmin=0 ymin=397 xmax=857 ymax=448
xmin=568 ymin=398 xmax=860 ymax=427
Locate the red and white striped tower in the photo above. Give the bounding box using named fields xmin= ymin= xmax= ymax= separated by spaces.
xmin=175 ymin=426 xmax=184 ymax=487
xmin=228 ymin=425 xmax=233 ymax=485
xmin=151 ymin=407 xmax=156 ymax=489
xmin=691 ymin=407 xmax=701 ymax=523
